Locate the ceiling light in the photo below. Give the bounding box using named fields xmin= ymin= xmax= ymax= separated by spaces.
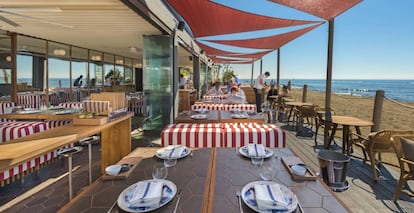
xmin=129 ymin=47 xmax=137 ymax=53
xmin=53 ymin=49 xmax=66 ymax=56
xmin=115 ymin=59 xmax=124 ymax=65
xmin=6 ymin=56 xmax=11 ymax=62
xmin=91 ymin=55 xmax=101 ymax=61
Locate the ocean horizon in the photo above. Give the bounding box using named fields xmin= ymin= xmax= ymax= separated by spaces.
xmin=239 ymin=79 xmax=414 ymax=103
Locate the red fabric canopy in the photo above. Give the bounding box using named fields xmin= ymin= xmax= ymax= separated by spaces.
xmin=203 ymin=23 xmax=323 ymax=49
xmin=166 ymin=0 xmax=321 ymax=38
xmin=268 ymin=0 xmax=362 ymax=21
xmin=221 ymin=50 xmax=273 ymax=60
xmin=196 ymin=42 xmax=242 ymax=56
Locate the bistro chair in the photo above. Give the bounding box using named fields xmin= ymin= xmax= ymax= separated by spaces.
xmin=349 ymin=129 xmax=414 ymax=181
xmin=314 ymin=107 xmax=342 ymax=146
xmin=294 ymin=105 xmax=317 ymax=134
xmin=391 ymin=135 xmax=414 ymax=201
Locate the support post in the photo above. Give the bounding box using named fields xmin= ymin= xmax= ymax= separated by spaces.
xmin=302 ymin=84 xmax=308 ymax=103
xmin=276 ymin=48 xmax=280 ymax=91
xmin=324 ymin=20 xmax=334 ymax=148
xmin=371 ymin=90 xmax=384 ymax=132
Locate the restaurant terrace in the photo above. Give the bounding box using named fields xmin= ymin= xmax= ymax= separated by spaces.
xmin=0 ymin=0 xmax=413 ymax=212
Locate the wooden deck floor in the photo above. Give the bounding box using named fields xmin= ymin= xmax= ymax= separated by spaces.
xmin=281 ymin=123 xmax=414 ymax=213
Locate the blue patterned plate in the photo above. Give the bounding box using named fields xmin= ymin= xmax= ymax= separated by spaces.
xmin=239 ymin=145 xmax=274 ymax=159
xmin=241 ymin=181 xmax=298 ymax=213
xmin=155 ymin=145 xmax=191 ymax=160
xmin=117 ymin=179 xmax=177 ymax=213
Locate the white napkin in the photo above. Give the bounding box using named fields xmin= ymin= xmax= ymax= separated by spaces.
xmin=159 ymin=145 xmax=185 ymax=158
xmin=254 ymin=184 xmax=289 ymax=211
xmin=247 ymin=144 xmax=266 ymax=157
xmin=127 ymin=181 xmax=163 ymax=208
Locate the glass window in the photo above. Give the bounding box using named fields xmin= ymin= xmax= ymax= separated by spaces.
xmin=90 ymin=50 xmax=103 ymax=87
xmin=0 ymin=32 xmax=11 ymax=99
xmin=103 ymin=53 xmax=114 ymax=86
xmin=48 ymin=42 xmax=70 ymax=89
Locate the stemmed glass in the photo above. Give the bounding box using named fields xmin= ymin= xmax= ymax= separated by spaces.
xmin=152 ymin=163 xmax=168 ymax=180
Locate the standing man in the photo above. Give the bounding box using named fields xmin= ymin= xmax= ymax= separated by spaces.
xmin=73 ymin=75 xmax=83 ymax=87
xmin=179 ymin=74 xmax=187 ymax=89
xmin=253 ymin=71 xmax=270 ymax=112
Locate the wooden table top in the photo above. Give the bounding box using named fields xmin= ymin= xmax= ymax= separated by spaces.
xmin=60 ymin=148 xmax=349 ymax=213
xmin=219 ymin=111 xmax=266 ymax=123
xmin=285 ymin=101 xmax=314 ymax=107
xmin=0 ymin=115 xmax=131 ymax=171
xmin=0 ymin=111 xmax=78 ymax=120
xmin=175 ymin=110 xmax=220 ymax=123
xmin=331 ymin=115 xmax=373 ymax=127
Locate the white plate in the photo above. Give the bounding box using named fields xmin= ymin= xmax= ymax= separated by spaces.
xmin=230 ymin=109 xmax=244 ymax=113
xmin=193 ymin=108 xmax=209 ymax=113
xmin=239 ymin=145 xmax=274 ymax=159
xmin=16 ymin=109 xmax=41 ymax=114
xmin=232 ymin=114 xmax=249 ymax=119
xmin=155 ymin=145 xmax=191 ymax=160
xmin=54 ymin=110 xmax=73 ymax=115
xmin=49 ymin=106 xmax=65 ymax=110
xmin=118 ymin=179 xmax=177 ymax=213
xmin=241 ymin=181 xmax=298 ymax=213
xmin=190 ymin=114 xmax=208 ymax=120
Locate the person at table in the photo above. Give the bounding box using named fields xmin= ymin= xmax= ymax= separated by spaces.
xmin=73 ymin=75 xmax=83 ymax=87
xmin=279 ymin=84 xmax=289 ymax=97
xmin=267 ymin=83 xmax=279 ymax=108
xmin=225 ymin=79 xmax=233 ymax=94
xmin=225 ymin=86 xmax=245 ymax=104
xmin=253 ymin=71 xmax=270 ymax=112
xmin=179 ymin=74 xmax=187 ymax=89
xmin=208 ymin=82 xmax=224 ymax=95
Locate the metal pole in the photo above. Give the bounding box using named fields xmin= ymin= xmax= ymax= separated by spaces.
xmin=88 ymin=143 xmax=92 ymax=185
xmin=250 ymin=62 xmax=254 ymax=86
xmin=259 ymin=59 xmax=263 ymax=75
xmin=276 ymin=48 xmax=280 ymax=91
xmin=324 ymin=20 xmax=334 ymax=147
xmin=68 ymin=156 xmax=73 ymax=200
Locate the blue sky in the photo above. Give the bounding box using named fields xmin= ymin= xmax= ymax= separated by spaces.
xmin=204 ymin=0 xmax=414 ymax=80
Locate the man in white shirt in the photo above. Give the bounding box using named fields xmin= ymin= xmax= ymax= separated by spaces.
xmin=253 ymin=71 xmax=270 ymax=112
xmin=208 ymin=82 xmax=223 ymax=95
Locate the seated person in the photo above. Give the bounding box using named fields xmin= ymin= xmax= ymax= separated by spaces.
xmin=208 ymin=82 xmax=224 ymax=95
xmin=225 ymin=85 xmax=246 ymax=104
xmin=267 ymin=84 xmax=279 ymax=102
xmin=225 ymin=80 xmax=233 ymax=94
xmin=278 ymin=85 xmax=289 ymax=98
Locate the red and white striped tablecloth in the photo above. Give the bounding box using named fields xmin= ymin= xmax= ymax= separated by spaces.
xmin=202 ymin=95 xmax=227 ymax=100
xmin=83 ymin=100 xmax=110 ymax=113
xmin=161 ymin=124 xmax=222 ymax=148
xmin=128 ymin=99 xmax=145 ymax=115
xmin=221 ymin=123 xmax=285 ymax=148
xmin=191 ymin=104 xmax=222 ymax=111
xmin=221 ymin=104 xmax=257 ymax=112
xmin=17 ymin=94 xmax=41 ymax=109
xmin=58 ymin=102 xmax=83 ymax=109
xmin=47 ymin=119 xmax=72 ymax=129
xmin=0 ymin=121 xmax=48 ymax=143
xmin=0 ymin=101 xmax=15 ymax=115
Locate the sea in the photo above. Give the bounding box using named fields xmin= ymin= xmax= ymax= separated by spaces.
xmin=239 ymin=79 xmax=414 ymax=103
xmin=18 ymin=78 xmax=414 ymax=103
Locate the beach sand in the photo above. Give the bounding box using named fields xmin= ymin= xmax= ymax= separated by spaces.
xmin=287 ymin=89 xmax=414 ymax=166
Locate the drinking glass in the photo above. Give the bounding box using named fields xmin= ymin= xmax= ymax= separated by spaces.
xmin=152 ymin=163 xmax=168 ymax=179
xmin=260 ymin=165 xmax=273 ymax=180
xmin=164 ymin=157 xmax=177 ymax=168
xmin=251 ymin=156 xmax=264 ymax=166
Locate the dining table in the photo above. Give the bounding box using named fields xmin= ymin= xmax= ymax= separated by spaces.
xmin=325 ymin=115 xmax=374 ymax=154
xmin=174 ymin=110 xmax=220 ymax=124
xmin=59 ymin=147 xmax=350 ymax=213
xmin=284 ymin=102 xmax=314 ymax=123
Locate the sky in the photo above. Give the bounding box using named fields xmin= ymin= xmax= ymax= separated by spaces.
xmin=200 ymin=0 xmax=414 ymax=80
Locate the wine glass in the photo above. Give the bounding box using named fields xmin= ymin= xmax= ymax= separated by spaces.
xmin=152 ymin=163 xmax=168 ymax=180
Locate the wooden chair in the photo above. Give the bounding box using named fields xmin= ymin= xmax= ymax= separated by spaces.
xmin=350 ymin=129 xmax=414 ymax=181
xmin=294 ymin=105 xmax=317 ymax=134
xmin=314 ymin=107 xmax=342 ymax=146
xmin=391 ymin=135 xmax=414 ymax=201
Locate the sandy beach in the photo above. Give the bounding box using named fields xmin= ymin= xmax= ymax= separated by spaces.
xmin=286 ymin=89 xmax=414 ymax=165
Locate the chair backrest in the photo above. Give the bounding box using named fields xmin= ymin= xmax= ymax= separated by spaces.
xmin=400 ymin=136 xmax=414 ymax=173
xmin=297 ymin=105 xmax=317 ymax=118
xmin=371 ymin=130 xmax=414 ymax=150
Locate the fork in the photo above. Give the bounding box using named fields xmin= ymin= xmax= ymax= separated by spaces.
xmin=173 ymin=189 xmax=183 ymax=213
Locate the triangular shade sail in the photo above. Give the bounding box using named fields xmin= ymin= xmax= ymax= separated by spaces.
xmin=268 ymin=0 xmax=362 ymax=21
xmin=219 ymin=50 xmax=273 ymax=60
xmin=166 ymin=0 xmax=321 ymax=38
xmin=197 ymin=41 xmax=252 ymax=56
xmin=202 ymin=23 xmax=323 ymax=49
